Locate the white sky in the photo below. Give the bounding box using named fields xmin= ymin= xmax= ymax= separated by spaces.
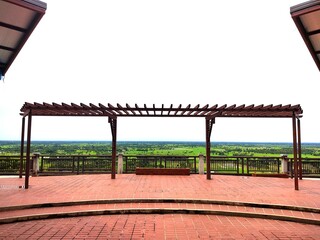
xmin=0 ymin=0 xmax=319 ymax=142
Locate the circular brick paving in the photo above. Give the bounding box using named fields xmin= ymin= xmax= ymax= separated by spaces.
xmin=0 ymin=214 xmax=319 ymax=239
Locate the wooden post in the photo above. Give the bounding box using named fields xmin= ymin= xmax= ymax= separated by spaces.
xmin=19 ymin=117 xmax=25 ymax=178
xmin=297 ymin=118 xmax=302 ymax=180
xmin=25 ymin=111 xmax=32 ymax=189
xmin=109 ymin=117 xmax=117 ymax=179
xmin=205 ymin=118 xmax=214 ymax=180
xmin=292 ymin=113 xmax=299 ymax=190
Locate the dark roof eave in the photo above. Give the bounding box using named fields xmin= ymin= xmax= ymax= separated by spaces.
xmin=290 ymin=0 xmax=320 ymax=14
xmin=0 ymin=0 xmax=47 ymax=75
xmin=24 ymin=0 xmax=47 ymax=10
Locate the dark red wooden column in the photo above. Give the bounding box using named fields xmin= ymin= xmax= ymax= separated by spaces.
xmin=19 ymin=117 xmax=25 ymax=178
xmin=297 ymin=118 xmax=302 ymax=180
xmin=109 ymin=117 xmax=117 ymax=179
xmin=292 ymin=112 xmax=299 ymax=190
xmin=205 ymin=117 xmax=215 ymax=180
xmin=25 ymin=110 xmax=32 ymax=189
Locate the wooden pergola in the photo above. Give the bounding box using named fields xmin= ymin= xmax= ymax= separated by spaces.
xmin=19 ymin=102 xmax=303 ymax=190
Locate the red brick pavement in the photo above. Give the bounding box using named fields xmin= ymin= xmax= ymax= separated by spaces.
xmin=0 ymin=174 xmax=320 ymax=239
xmin=0 ymin=214 xmax=319 ymax=239
xmin=1 ymin=175 xmax=320 ymax=208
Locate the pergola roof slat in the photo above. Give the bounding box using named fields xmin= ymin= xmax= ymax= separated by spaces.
xmin=180 ymin=104 xmax=191 ymax=116
xmin=126 ymin=103 xmax=136 ymax=116
xmin=135 ymin=104 xmax=143 ymax=115
xmin=173 ymin=104 xmax=182 ymax=116
xmin=144 ymin=104 xmax=150 ymax=116
xmin=20 ymin=102 xmax=303 ymax=118
xmin=98 ymin=103 xmax=117 ymax=117
xmin=117 ymin=103 xmax=130 ymax=115
xmin=170 ymin=104 xmax=174 ymax=115
xmin=202 ymin=104 xmax=218 ymax=116
xmin=108 ymin=103 xmax=124 ymax=116
xmin=195 ymin=104 xmax=209 ymax=115
xmin=187 ymin=104 xmax=199 ymax=116
xmin=153 ymin=104 xmax=156 ymax=115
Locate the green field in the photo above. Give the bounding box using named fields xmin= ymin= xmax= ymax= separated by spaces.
xmin=1 ymin=141 xmax=320 ymax=158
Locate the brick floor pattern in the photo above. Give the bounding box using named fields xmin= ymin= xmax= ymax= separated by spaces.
xmin=0 ymin=214 xmax=319 ymax=240
xmin=0 ymin=174 xmax=320 ymax=239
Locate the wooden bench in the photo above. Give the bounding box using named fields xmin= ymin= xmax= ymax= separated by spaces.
xmin=136 ymin=168 xmax=190 ymax=175
xmin=251 ymin=173 xmax=289 ymax=178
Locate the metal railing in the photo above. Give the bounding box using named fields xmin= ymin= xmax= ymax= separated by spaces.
xmin=123 ymin=155 xmax=197 ymax=173
xmin=288 ymin=157 xmax=320 ymax=177
xmin=209 ymin=156 xmax=280 ymax=175
xmin=39 ymin=155 xmax=113 ymax=174
xmin=0 ymin=156 xmax=23 ymax=174
xmin=0 ymin=155 xmax=319 ymax=177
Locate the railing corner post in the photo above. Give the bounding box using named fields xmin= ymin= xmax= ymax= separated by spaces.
xmin=280 ymin=154 xmax=288 ymax=174
xmin=31 ymin=152 xmax=40 ymax=177
xmin=117 ymin=154 xmax=123 ymax=174
xmin=198 ymin=154 xmax=204 ymax=174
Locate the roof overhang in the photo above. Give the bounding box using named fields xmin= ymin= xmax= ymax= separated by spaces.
xmin=291 ymin=0 xmax=320 ymax=71
xmin=0 ymin=0 xmax=47 ymax=76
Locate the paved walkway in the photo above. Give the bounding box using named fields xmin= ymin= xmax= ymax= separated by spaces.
xmin=0 ymin=174 xmax=319 ymax=239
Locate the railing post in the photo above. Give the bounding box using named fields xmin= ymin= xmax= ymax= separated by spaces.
xmin=280 ymin=154 xmax=288 ymax=174
xmin=236 ymin=158 xmax=239 ymax=174
xmin=246 ymin=158 xmax=250 ymax=175
xmin=241 ymin=157 xmax=244 ymax=175
xmin=290 ymin=158 xmax=293 ymax=179
xmin=72 ymin=156 xmax=75 ymax=173
xmin=125 ymin=156 xmax=128 ymax=173
xmin=40 ymin=156 xmax=44 ymax=172
xmin=77 ymin=156 xmax=80 ymax=175
xmin=199 ymin=154 xmax=205 ymax=174
xmin=82 ymin=156 xmax=85 ymax=173
xmin=31 ymin=152 xmax=40 ymax=177
xmin=118 ymin=154 xmax=123 ymax=174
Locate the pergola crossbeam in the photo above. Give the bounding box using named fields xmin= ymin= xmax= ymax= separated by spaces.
xmin=19 ymin=102 xmax=304 ymax=120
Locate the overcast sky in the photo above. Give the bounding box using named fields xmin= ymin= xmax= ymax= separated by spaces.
xmin=0 ymin=0 xmax=319 ymax=142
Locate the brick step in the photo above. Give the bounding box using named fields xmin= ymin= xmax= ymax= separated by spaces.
xmin=1 ymin=199 xmax=319 ymax=225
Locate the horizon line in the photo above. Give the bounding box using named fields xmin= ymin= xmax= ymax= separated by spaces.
xmin=1 ymin=140 xmax=320 ymax=144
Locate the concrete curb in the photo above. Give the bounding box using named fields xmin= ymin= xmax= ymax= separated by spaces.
xmin=1 ymin=198 xmax=319 ymax=213
xmin=0 ymin=208 xmax=320 ymax=226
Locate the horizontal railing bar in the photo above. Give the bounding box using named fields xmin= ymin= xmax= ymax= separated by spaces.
xmin=1 ymin=155 xmax=319 ymax=176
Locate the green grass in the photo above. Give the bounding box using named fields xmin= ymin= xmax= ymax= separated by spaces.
xmin=1 ymin=141 xmax=320 ymax=158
